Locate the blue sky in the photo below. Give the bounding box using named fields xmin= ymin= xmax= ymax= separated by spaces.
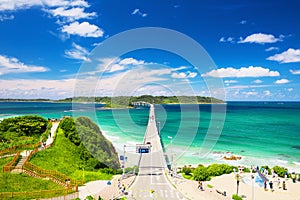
xmin=0 ymin=0 xmax=299 ymax=101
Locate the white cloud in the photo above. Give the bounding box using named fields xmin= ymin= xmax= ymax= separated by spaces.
xmin=242 ymin=91 xmax=258 ymax=96
xmin=0 ymin=0 xmax=41 ymax=11
xmin=132 ymin=9 xmax=139 ymax=15
xmin=172 ymin=66 xmax=188 ymax=71
xmin=224 ymin=80 xmax=237 ymax=84
xmin=202 ymin=66 xmax=280 ymax=78
xmin=0 ymin=14 xmax=14 ymax=21
xmin=171 ymin=71 xmax=197 ymax=79
xmin=240 ymin=20 xmax=247 ymax=24
xmin=131 ymin=8 xmax=147 ymax=17
xmin=219 ymin=37 xmax=235 ymax=43
xmin=287 ymin=88 xmax=293 ymax=92
xmin=0 ymin=78 xmax=75 ymax=99
xmin=0 ymin=0 xmax=89 ymax=11
xmin=238 ymin=33 xmax=283 ymax=44
xmin=263 ymin=90 xmax=271 ymax=96
xmin=253 ymin=79 xmax=262 ymax=84
xmin=43 ymin=0 xmax=89 ymax=8
xmin=0 ymin=54 xmax=48 ymax=75
xmin=119 ymin=58 xmax=145 ymax=65
xmin=267 ymin=48 xmax=300 ymax=63
xmin=65 ymin=43 xmax=90 ymax=62
xmin=46 ymin=7 xmax=96 ymax=22
xmin=265 ymin=47 xmax=279 ymax=52
xmin=109 ymin=64 xmax=125 ymax=72
xmin=275 ymin=79 xmax=290 ymax=84
xmin=62 ymin=21 xmax=103 ymax=37
xmin=290 ymin=69 xmax=300 ymax=75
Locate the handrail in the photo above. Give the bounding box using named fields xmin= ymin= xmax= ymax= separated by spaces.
xmin=0 ymin=142 xmax=41 ymax=156
xmin=2 ymin=151 xmax=20 ymax=172
xmin=23 ymin=158 xmax=80 ymax=190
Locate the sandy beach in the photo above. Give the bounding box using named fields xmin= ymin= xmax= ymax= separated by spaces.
xmin=169 ymin=172 xmax=300 ymax=200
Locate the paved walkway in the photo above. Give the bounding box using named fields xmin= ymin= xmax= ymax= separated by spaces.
xmin=77 ymin=175 xmax=135 ymax=200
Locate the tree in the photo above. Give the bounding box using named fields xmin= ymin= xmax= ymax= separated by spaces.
xmin=193 ymin=165 xmax=209 ymax=181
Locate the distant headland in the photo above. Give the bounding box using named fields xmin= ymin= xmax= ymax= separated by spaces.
xmin=0 ymin=95 xmax=224 ymax=108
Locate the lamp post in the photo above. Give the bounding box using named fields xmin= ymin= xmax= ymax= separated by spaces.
xmin=251 ymin=174 xmax=254 ymax=200
xmin=122 ymin=144 xmax=126 ymax=178
xmin=167 ymin=136 xmax=173 ymax=168
xmin=236 ymin=173 xmax=240 ymax=196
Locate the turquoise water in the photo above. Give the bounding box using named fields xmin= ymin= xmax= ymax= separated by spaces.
xmin=1 ymin=101 xmax=300 ymax=172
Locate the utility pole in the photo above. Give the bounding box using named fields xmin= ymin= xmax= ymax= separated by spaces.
xmin=122 ymin=144 xmax=126 ymax=178
xmin=168 ymin=136 xmax=173 ymax=169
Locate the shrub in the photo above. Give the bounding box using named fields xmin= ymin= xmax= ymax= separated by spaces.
xmin=207 ymin=164 xmax=234 ymax=176
xmin=244 ymin=167 xmax=251 ymax=173
xmin=272 ymin=166 xmax=288 ymax=178
xmin=86 ymin=195 xmax=94 ymax=200
xmin=182 ymin=166 xmax=192 ymax=175
xmin=232 ymin=194 xmax=242 ymax=200
xmin=298 ymin=174 xmax=300 ymax=182
xmin=193 ymin=165 xmax=209 ymax=181
xmin=100 ymin=168 xmax=116 ymax=175
xmin=261 ymin=165 xmax=271 ymax=174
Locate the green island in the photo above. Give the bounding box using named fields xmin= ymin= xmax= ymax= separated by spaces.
xmin=0 ymin=95 xmax=224 ymax=108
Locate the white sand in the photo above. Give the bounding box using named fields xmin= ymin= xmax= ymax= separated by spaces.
xmin=170 ymin=172 xmax=300 ymax=200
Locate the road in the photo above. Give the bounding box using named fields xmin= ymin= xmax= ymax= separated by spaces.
xmin=128 ymin=104 xmax=186 ymax=200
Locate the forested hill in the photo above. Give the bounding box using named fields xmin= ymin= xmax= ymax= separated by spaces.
xmin=58 ymin=95 xmax=224 ymax=106
xmin=0 ymin=116 xmax=49 ymax=149
xmin=59 ymin=116 xmax=120 ymax=169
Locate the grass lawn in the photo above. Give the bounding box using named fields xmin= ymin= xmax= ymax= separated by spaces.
xmin=182 ymin=173 xmax=193 ymax=180
xmin=30 ymin=129 xmax=113 ymax=182
xmin=0 ymin=173 xmax=63 ymax=192
xmin=0 ymin=157 xmax=14 ymax=169
xmin=1 ymin=155 xmax=63 ymax=193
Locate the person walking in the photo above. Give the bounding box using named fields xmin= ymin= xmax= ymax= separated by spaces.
xmin=264 ymin=181 xmax=267 ymax=191
xmin=198 ymin=181 xmax=204 ymax=191
xmin=269 ymin=181 xmax=274 ymax=192
xmin=282 ymin=181 xmax=287 ymax=190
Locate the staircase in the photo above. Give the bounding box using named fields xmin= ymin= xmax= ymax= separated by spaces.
xmin=11 ymin=150 xmax=32 ymax=173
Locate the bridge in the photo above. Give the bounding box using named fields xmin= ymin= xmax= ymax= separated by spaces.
xmin=128 ymin=104 xmax=185 ymax=199
xmin=131 ymin=101 xmax=151 ymax=108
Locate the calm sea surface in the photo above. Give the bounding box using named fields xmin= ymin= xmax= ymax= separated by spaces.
xmin=1 ymin=101 xmax=299 ymax=172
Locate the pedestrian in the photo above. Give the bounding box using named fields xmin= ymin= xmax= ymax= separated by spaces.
xmin=264 ymin=181 xmax=267 ymax=191
xmin=277 ymin=178 xmax=281 ymax=189
xmin=291 ymin=172 xmax=296 ymax=183
xmin=121 ymin=184 xmax=125 ymax=194
xmin=117 ymin=179 xmax=121 ymax=189
xmin=282 ymin=181 xmax=287 ymax=190
xmin=198 ymin=181 xmax=204 ymax=191
xmin=284 ymin=171 xmax=288 ymax=180
xmin=269 ymin=181 xmax=273 ymax=192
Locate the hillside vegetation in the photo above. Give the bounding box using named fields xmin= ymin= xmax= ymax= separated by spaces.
xmin=58 ymin=95 xmax=224 ymax=107
xmin=0 ymin=116 xmax=48 ymax=150
xmin=30 ymin=116 xmax=120 ymax=182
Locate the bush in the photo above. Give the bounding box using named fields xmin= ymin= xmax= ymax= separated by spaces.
xmin=244 ymin=167 xmax=251 ymax=173
xmin=182 ymin=166 xmax=192 ymax=175
xmin=298 ymin=174 xmax=300 ymax=182
xmin=232 ymin=194 xmax=242 ymax=200
xmin=272 ymin=166 xmax=288 ymax=178
xmin=261 ymin=165 xmax=272 ymax=174
xmin=193 ymin=165 xmax=209 ymax=181
xmin=207 ymin=164 xmax=234 ymax=177
xmin=86 ymin=195 xmax=94 ymax=200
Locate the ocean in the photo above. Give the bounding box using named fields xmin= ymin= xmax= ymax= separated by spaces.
xmin=0 ymin=101 xmax=299 ymax=172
